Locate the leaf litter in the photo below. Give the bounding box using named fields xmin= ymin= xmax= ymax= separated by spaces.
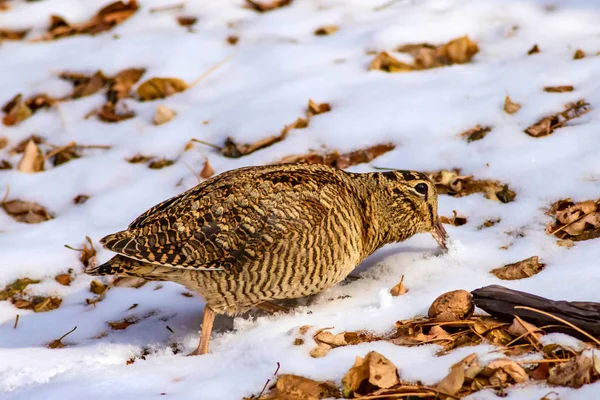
xmin=546 ymin=198 xmax=600 ymax=242
xmin=427 ymin=169 xmax=516 ymax=203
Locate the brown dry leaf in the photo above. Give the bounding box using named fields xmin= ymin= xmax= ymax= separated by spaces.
xmin=280 ymin=144 xmax=395 ymax=169
xmin=137 ymin=77 xmax=189 ymax=101
xmin=394 ymin=36 xmax=479 ymax=70
xmin=127 ymin=154 xmax=154 ymax=164
xmin=62 ymin=70 xmax=107 ymax=99
xmin=508 ymin=317 xmax=542 ymax=339
xmin=176 ymin=16 xmax=197 ymax=27
xmin=2 ymin=200 xmax=53 ymax=224
xmin=342 ymin=351 xmax=399 ymax=397
xmin=97 ymin=102 xmax=135 ymax=123
xmin=108 ymin=68 xmax=146 ymax=101
xmin=148 ymin=159 xmax=175 ymax=169
xmin=368 ymin=51 xmax=414 ymax=73
xmin=307 ymin=99 xmax=331 ymax=116
xmin=48 ymin=326 xmax=77 ymax=349
xmin=51 ymin=146 xmax=80 ymax=167
xmin=245 ymin=0 xmax=292 ymax=12
xmin=2 ymin=94 xmax=32 ymax=126
xmin=0 ymin=137 xmax=7 ymax=149
xmin=17 ymin=139 xmax=44 ymax=173
xmin=544 ymin=85 xmax=574 ymax=93
xmin=153 ymin=105 xmax=176 ymax=125
xmin=441 ymin=210 xmax=467 ymax=226
xmin=73 ymin=194 xmax=90 ymax=204
xmin=428 ymin=289 xmax=474 ymax=320
xmin=491 ymin=256 xmax=544 ymax=280
xmin=200 ymin=159 xmax=214 ymax=179
xmin=427 ymin=169 xmax=516 ymax=203
xmin=504 ymin=95 xmax=521 ymax=114
xmin=314 ymin=26 xmax=338 ymax=36
xmin=460 ymin=125 xmax=491 ymax=142
xmin=55 ymin=273 xmax=72 ymax=286
xmin=548 ymin=354 xmax=595 ymax=388
xmin=0 ymin=278 xmax=40 ymax=301
xmin=527 ymin=44 xmax=540 ymax=55
xmin=310 ymin=342 xmax=333 ymax=358
xmin=436 ymin=353 xmax=482 ymax=396
xmin=0 ymin=28 xmax=30 ymax=40
xmin=81 ymin=236 xmax=97 ymax=269
xmin=226 ymin=35 xmax=239 ymax=45
xmin=390 ymin=275 xmax=407 ymax=296
xmin=11 ymin=135 xmax=45 ymax=154
xmin=33 ymin=297 xmax=62 ymax=312
xmin=574 ymin=49 xmax=585 ymax=59
xmin=0 ymin=160 xmax=12 ymax=169
xmin=267 ymin=374 xmax=340 ymax=399
xmin=90 ymin=280 xmax=107 ymax=295
xmin=546 ymin=198 xmax=600 ymax=241
xmin=40 ymin=0 xmax=138 ymax=40
xmin=108 ymin=319 xmax=137 ymax=330
xmin=485 ymin=359 xmax=529 ymax=384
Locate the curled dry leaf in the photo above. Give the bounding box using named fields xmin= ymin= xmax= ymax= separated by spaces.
xmin=2 ymin=200 xmax=53 ymax=224
xmin=546 ymin=198 xmax=600 ymax=241
xmin=153 ymin=105 xmax=176 ymax=125
xmin=368 ymin=51 xmax=414 ymax=73
xmin=31 ymin=296 xmax=62 ymax=312
xmin=390 ymin=275 xmax=407 ymax=296
xmin=137 ymin=77 xmax=189 ymax=101
xmin=262 ymin=374 xmax=340 ymax=400
xmin=440 ymin=210 xmax=467 ymax=226
xmin=73 ymin=194 xmax=90 ymax=204
xmin=491 ymin=256 xmax=544 ymax=280
xmin=310 ymin=329 xmax=377 ymax=358
xmin=17 ymin=139 xmax=44 ymax=173
xmin=485 ymin=359 xmax=529 ymax=385
xmin=108 ymin=319 xmax=137 ymax=330
xmin=90 ymin=280 xmax=107 ymax=295
xmin=62 ymin=70 xmax=107 ymax=99
xmin=436 ymin=353 xmax=482 ymax=396
xmin=527 ymin=44 xmax=540 ymax=55
xmin=245 ymin=0 xmax=292 ymax=12
xmin=307 ymin=99 xmax=331 ymax=116
xmin=428 ymin=289 xmax=474 ymax=321
xmin=280 ymin=144 xmax=395 ymax=169
xmin=427 ymin=169 xmax=516 ymax=203
xmin=504 ymin=95 xmax=521 ymax=114
xmin=548 ymin=354 xmax=595 ymax=388
xmin=574 ymin=49 xmax=585 ymax=60
xmin=148 ymin=159 xmax=175 ymax=169
xmin=200 ymin=159 xmax=214 ymax=179
xmin=544 ymin=85 xmax=574 ymax=93
xmin=176 ymin=16 xmax=197 ymax=27
xmin=2 ymin=94 xmax=32 ymax=126
xmin=55 ymin=273 xmax=72 ymax=286
xmin=460 ymin=125 xmax=491 ymax=142
xmin=314 ymin=25 xmax=338 ymax=36
xmin=107 ymin=68 xmax=146 ymax=101
xmin=97 ymin=102 xmax=136 ymax=123
xmin=342 ymin=351 xmax=399 ymax=397
xmin=0 ymin=28 xmax=30 ymax=40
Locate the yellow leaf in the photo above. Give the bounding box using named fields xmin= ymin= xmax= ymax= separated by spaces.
xmin=137 ymin=77 xmax=189 ymax=101
xmin=342 ymin=351 xmax=399 ymax=397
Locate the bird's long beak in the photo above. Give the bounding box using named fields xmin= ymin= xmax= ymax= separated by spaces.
xmin=431 ymin=218 xmax=449 ymax=251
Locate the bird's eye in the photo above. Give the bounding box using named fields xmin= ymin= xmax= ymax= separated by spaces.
xmin=414 ymin=183 xmax=428 ymax=195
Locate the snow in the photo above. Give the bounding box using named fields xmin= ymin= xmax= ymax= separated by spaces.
xmin=1 ymin=0 xmax=600 ymax=398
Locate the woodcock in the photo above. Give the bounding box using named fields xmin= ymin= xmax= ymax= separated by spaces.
xmin=87 ymin=163 xmax=448 ymax=355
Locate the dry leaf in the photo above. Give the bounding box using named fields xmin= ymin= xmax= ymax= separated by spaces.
xmin=48 ymin=326 xmax=77 ymax=349
xmin=55 ymin=273 xmax=72 ymax=286
xmin=342 ymin=351 xmax=399 ymax=397
xmin=427 ymin=169 xmax=516 ymax=203
xmin=428 ymin=289 xmax=474 ymax=320
xmin=2 ymin=200 xmax=53 ymax=223
xmin=392 ymin=36 xmax=479 ymax=71
xmin=0 ymin=160 xmax=12 ymax=169
xmin=153 ymin=105 xmax=176 ymax=125
xmin=268 ymin=374 xmax=340 ymax=399
xmin=307 ymin=99 xmax=331 ymax=116
xmin=546 ymin=198 xmax=600 ymax=241
xmin=0 ymin=137 xmax=7 ymax=149
xmin=90 ymin=280 xmax=107 ymax=295
xmin=148 ymin=159 xmax=175 ymax=169
xmin=314 ymin=25 xmax=338 ymax=36
xmin=81 ymin=236 xmax=97 ymax=269
xmin=440 ymin=210 xmax=467 ymax=226
xmin=504 ymin=96 xmax=521 ymax=114
xmin=200 ymin=159 xmax=214 ymax=178
xmin=137 ymin=77 xmax=189 ymax=101
xmin=0 ymin=278 xmax=40 ymax=301
xmin=97 ymin=102 xmax=135 ymax=123
xmin=65 ymin=70 xmax=107 ymax=99
xmin=73 ymin=194 xmax=90 ymax=204
xmin=368 ymin=51 xmax=414 ymax=72
xmin=280 ymin=144 xmax=395 ymax=169
xmin=109 ymin=319 xmax=137 ymax=330
xmin=548 ymin=355 xmax=594 ymax=388
xmin=245 ymin=0 xmax=292 ymax=12
xmin=17 ymin=140 xmax=44 ymax=173
xmin=226 ymin=35 xmax=239 ymax=45
xmin=544 ymin=85 xmax=574 ymax=93
xmin=108 ymin=68 xmax=146 ymax=101
xmin=11 ymin=135 xmax=45 ymax=154
xmin=176 ymin=16 xmax=197 ymax=27
xmin=436 ymin=353 xmax=482 ymax=396
xmin=0 ymin=28 xmax=30 ymax=40
xmin=127 ymin=154 xmax=154 ymax=164
xmin=2 ymin=94 xmax=32 ymax=126
xmin=33 ymin=297 xmax=62 ymax=312
xmin=485 ymin=359 xmax=529 ymax=384
xmin=390 ymin=275 xmax=407 ymax=296
xmin=527 ymin=44 xmax=540 ymax=55
xmin=574 ymin=49 xmax=585 ymax=59
xmin=491 ymin=256 xmax=544 ymax=280
xmin=460 ymin=125 xmax=491 ymax=142
xmin=508 ymin=317 xmax=542 ymax=339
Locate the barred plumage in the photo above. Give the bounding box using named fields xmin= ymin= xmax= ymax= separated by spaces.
xmin=88 ymin=163 xmax=448 ymax=355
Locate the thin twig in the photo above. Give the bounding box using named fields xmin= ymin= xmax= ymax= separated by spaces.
xmin=256 ymin=362 xmax=281 ymax=398
xmin=44 ymin=141 xmax=76 ymax=159
xmin=149 ymin=3 xmax=185 ymax=13
xmin=190 ymin=138 xmax=222 ymax=151
xmin=517 ymin=358 xmax=571 ymax=365
xmin=58 ymin=326 xmax=78 ymax=341
xmin=514 ymin=305 xmax=600 ymax=346
xmin=189 ymin=51 xmax=237 ymax=88
xmin=14 ymin=314 xmax=19 ymax=329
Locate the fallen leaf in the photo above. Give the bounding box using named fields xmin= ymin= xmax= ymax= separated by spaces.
xmin=368 ymin=51 xmax=414 ymax=72
xmin=268 ymin=374 xmax=340 ymax=399
xmin=17 ymin=140 xmax=44 ymax=173
xmin=0 ymin=137 xmax=7 ymax=149
xmin=177 ymin=16 xmax=197 ymax=27
xmin=436 ymin=353 xmax=482 ymax=396
xmin=148 ymin=159 xmax=175 ymax=169
xmin=226 ymin=35 xmax=239 ymax=45
xmin=342 ymin=351 xmax=399 ymax=397
xmin=574 ymin=49 xmax=585 ymax=59
xmin=127 ymin=154 xmax=154 ymax=164
xmin=440 ymin=210 xmax=467 ymax=226
xmin=11 ymin=135 xmax=45 ymax=154
xmin=108 ymin=68 xmax=146 ymax=101
xmin=460 ymin=125 xmax=491 ymax=142
xmin=73 ymin=194 xmax=90 ymax=204
xmin=544 ymin=85 xmax=574 ymax=93
xmin=63 ymin=70 xmax=107 ymax=99
xmin=310 ymin=342 xmax=333 ymax=358
xmin=90 ymin=280 xmax=107 ymax=295
xmin=504 ymin=95 xmax=521 ymax=114
xmin=530 ymin=363 xmax=550 ymax=380
xmin=0 ymin=160 xmax=12 ymax=169
xmin=390 ymin=275 xmax=407 ymax=296
xmin=2 ymin=200 xmax=53 ymax=223
xmin=153 ymin=105 xmax=176 ymax=125
xmin=280 ymin=144 xmax=395 ymax=169
xmin=546 ymin=198 xmax=600 ymax=241
xmin=2 ymin=94 xmax=32 ymax=126
xmin=200 ymin=159 xmax=214 ymax=178
xmin=427 ymin=169 xmax=516 ymax=203
xmin=507 ymin=317 xmax=542 ymax=339
xmin=48 ymin=326 xmax=77 ymax=349
xmin=548 ymin=354 xmax=594 ymax=388
xmin=485 ymin=359 xmax=529 ymax=384
xmin=491 ymin=256 xmax=544 ymax=280
xmin=137 ymin=77 xmax=189 ymax=101
xmin=0 ymin=28 xmax=30 ymax=40
xmin=428 ymin=289 xmax=474 ymax=320
xmin=0 ymin=278 xmax=40 ymax=301
xmin=392 ymin=36 xmax=479 ymax=71
xmin=314 ymin=25 xmax=338 ymax=36
xmin=48 ymin=144 xmax=80 ymax=167
xmin=55 ymin=274 xmax=72 ymax=286
xmin=245 ymin=0 xmax=292 ymax=12
xmin=33 ymin=296 xmax=62 ymax=312
xmin=109 ymin=319 xmax=137 ymax=330
xmin=97 ymin=102 xmax=135 ymax=123
xmin=527 ymin=44 xmax=540 ymax=55
xmin=307 ymin=99 xmax=331 ymax=116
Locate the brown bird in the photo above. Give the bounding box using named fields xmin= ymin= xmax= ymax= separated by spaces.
xmin=87 ymin=163 xmax=448 ymax=355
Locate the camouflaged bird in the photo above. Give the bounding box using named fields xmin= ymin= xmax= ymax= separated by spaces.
xmin=88 ymin=163 xmax=448 ymax=355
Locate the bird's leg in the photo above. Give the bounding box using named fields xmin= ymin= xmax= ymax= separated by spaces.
xmin=187 ymin=304 xmax=215 ymax=356
xmin=255 ymin=301 xmax=291 ymax=314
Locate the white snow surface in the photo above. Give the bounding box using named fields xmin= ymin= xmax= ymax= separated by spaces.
xmin=1 ymin=0 xmax=600 ymax=398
